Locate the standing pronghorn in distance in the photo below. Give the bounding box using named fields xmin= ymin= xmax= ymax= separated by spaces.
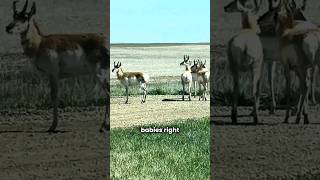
xmin=5 ymin=0 xmax=110 ymax=132
xmin=272 ymin=2 xmax=320 ymax=124
xmin=197 ymin=60 xmax=210 ymax=101
xmin=112 ymin=61 xmax=149 ymax=104
xmin=227 ymin=0 xmax=264 ymax=124
xmin=191 ymin=60 xmax=199 ymax=97
xmin=180 ymin=55 xmax=193 ymax=101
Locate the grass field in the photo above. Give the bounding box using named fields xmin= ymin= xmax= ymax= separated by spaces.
xmin=111 ymin=118 xmax=210 ymax=179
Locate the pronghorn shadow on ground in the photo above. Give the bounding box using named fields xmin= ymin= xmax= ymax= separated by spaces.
xmin=162 ymin=98 xmax=185 ymax=101
xmin=0 ymin=130 xmax=69 ymax=134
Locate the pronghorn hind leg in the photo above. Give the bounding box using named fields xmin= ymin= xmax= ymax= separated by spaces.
xmin=198 ymin=83 xmax=202 ymax=101
xmin=252 ymin=64 xmax=262 ymax=124
xmin=303 ymin=69 xmax=312 ymax=124
xmin=310 ymin=66 xmax=317 ymax=105
xmin=283 ymin=67 xmax=291 ymax=124
xmin=48 ymin=76 xmax=59 ymax=132
xmin=295 ymin=72 xmax=308 ymax=124
xmin=96 ymin=67 xmax=110 ymax=132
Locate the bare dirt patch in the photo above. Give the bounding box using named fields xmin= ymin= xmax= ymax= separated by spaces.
xmin=111 ymin=95 xmax=210 ymax=128
xmin=211 ymin=106 xmax=320 ymax=179
xmin=0 ymin=107 xmax=109 ymax=179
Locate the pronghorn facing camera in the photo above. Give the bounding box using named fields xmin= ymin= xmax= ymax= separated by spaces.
xmin=197 ymin=60 xmax=210 ymax=101
xmin=191 ymin=60 xmax=199 ymax=97
xmin=112 ymin=61 xmax=149 ymax=104
xmin=180 ymin=55 xmax=193 ymax=101
xmin=227 ymin=0 xmax=264 ymax=124
xmin=5 ymin=0 xmax=110 ymax=132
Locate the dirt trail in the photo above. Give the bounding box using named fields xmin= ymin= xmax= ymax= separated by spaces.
xmin=111 ymin=95 xmax=210 ymax=128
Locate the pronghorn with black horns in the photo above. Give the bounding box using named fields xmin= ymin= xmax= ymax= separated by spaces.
xmin=112 ymin=61 xmax=149 ymax=104
xmin=227 ymin=0 xmax=264 ymax=124
xmin=5 ymin=0 xmax=110 ymax=132
xmin=180 ymin=55 xmax=193 ymax=101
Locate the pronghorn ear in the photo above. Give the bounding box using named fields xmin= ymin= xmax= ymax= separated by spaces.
xmin=28 ymin=2 xmax=36 ymax=20
xmin=237 ymin=0 xmax=249 ymax=12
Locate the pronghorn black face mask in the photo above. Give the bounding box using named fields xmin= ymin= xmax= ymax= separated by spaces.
xmin=6 ymin=0 xmax=36 ymax=34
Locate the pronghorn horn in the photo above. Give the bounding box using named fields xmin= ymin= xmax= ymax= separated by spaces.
xmin=270 ymin=0 xmax=281 ymax=9
xmin=114 ymin=61 xmax=116 ymax=67
xmin=13 ymin=1 xmax=18 ymax=15
xmin=301 ymin=0 xmax=307 ymax=10
xmin=119 ymin=62 xmax=121 ymax=67
xmin=254 ymin=0 xmax=262 ymax=12
xmin=236 ymin=0 xmax=249 ymax=12
xmin=288 ymin=0 xmax=296 ymax=11
xmin=22 ymin=0 xmax=29 ymax=13
xmin=186 ymin=55 xmax=189 ymax=61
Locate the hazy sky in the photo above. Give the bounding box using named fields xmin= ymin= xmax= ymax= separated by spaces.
xmin=111 ymin=0 xmax=210 ymax=43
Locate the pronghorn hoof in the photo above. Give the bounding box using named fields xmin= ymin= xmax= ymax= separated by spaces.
xmin=47 ymin=129 xmax=57 ymax=133
xmin=295 ymin=117 xmax=301 ymax=124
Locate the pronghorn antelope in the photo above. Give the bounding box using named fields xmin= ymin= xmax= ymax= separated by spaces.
xmin=271 ymin=2 xmax=320 ymax=124
xmin=227 ymin=0 xmax=264 ymax=124
xmin=258 ymin=0 xmax=320 ymax=106
xmin=112 ymin=61 xmax=149 ymax=104
xmin=191 ymin=60 xmax=199 ymax=97
xmin=180 ymin=55 xmax=193 ymax=101
xmin=224 ymin=0 xmax=318 ymax=113
xmin=196 ymin=60 xmax=210 ymax=101
xmin=5 ymin=0 xmax=110 ymax=132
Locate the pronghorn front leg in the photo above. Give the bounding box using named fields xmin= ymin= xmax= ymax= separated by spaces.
xmin=193 ymin=80 xmax=197 ymax=97
xmin=140 ymin=82 xmax=147 ymax=103
xmin=198 ymin=83 xmax=202 ymax=101
xmin=268 ymin=61 xmax=276 ymax=114
xmin=181 ymin=79 xmax=185 ymax=101
xmin=188 ymin=82 xmax=192 ymax=101
xmin=48 ymin=76 xmax=59 ymax=132
xmin=231 ymin=71 xmax=239 ymax=124
xmin=125 ymin=85 xmax=129 ymax=104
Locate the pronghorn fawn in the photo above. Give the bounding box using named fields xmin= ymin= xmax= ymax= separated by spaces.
xmin=272 ymin=2 xmax=320 ymax=124
xmin=225 ymin=0 xmax=318 ymax=113
xmin=180 ymin=55 xmax=193 ymax=101
xmin=227 ymin=0 xmax=264 ymax=124
xmin=196 ymin=60 xmax=210 ymax=101
xmin=5 ymin=0 xmax=110 ymax=132
xmin=112 ymin=61 xmax=149 ymax=104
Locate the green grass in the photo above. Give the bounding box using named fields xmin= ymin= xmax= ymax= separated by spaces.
xmin=111 ymin=80 xmax=186 ymax=97
xmin=0 ymin=74 xmax=194 ymax=110
xmin=111 ymin=118 xmax=210 ymax=180
xmin=210 ymin=59 xmax=318 ymax=106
